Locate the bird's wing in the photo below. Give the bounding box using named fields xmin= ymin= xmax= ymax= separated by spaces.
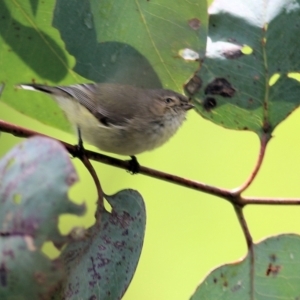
xmin=57 ymin=83 xmax=134 ymax=127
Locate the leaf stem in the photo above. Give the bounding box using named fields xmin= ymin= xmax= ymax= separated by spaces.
xmin=233 ymin=205 xmax=255 ymax=300
xmin=79 ymin=155 xmax=104 ymax=219
xmin=234 ymin=205 xmax=253 ymax=249
xmin=231 ymin=133 xmax=269 ymax=195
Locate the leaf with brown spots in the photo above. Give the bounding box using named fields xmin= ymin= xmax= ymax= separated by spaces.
xmin=190 ymin=0 xmax=300 ymax=136
xmin=191 ymin=234 xmax=300 ymax=300
xmin=55 ymin=190 xmax=146 ymax=300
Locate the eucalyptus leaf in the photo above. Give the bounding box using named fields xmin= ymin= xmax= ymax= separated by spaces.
xmin=191 ymin=234 xmax=300 ymax=300
xmin=192 ymin=0 xmax=300 ymax=136
xmin=57 ymin=190 xmax=146 ymax=300
xmin=54 ymin=0 xmax=207 ymax=92
xmin=0 ymin=136 xmax=86 ymax=300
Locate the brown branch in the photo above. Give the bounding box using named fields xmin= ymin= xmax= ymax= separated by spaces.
xmin=0 ymin=119 xmax=233 ymax=200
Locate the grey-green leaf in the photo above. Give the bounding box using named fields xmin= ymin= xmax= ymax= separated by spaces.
xmin=58 ymin=190 xmax=146 ymax=300
xmin=0 ymin=136 xmax=86 ymax=300
xmin=0 ymin=236 xmax=65 ymax=300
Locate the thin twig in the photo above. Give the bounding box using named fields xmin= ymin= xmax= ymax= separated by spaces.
xmin=231 ymin=133 xmax=270 ymax=195
xmin=234 ymin=205 xmax=253 ymax=249
xmin=241 ymin=197 xmax=300 ymax=205
xmin=233 ymin=205 xmax=255 ymax=300
xmin=80 ymin=155 xmax=104 ymax=217
xmin=75 ymin=126 xmax=104 ymax=217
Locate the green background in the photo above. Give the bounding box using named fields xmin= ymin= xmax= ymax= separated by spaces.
xmin=1 ymin=97 xmax=300 ymax=299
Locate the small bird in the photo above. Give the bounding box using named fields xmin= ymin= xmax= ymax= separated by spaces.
xmin=18 ymin=83 xmax=193 ymax=163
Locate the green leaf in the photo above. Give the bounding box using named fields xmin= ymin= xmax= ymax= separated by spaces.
xmin=191 ymin=234 xmax=300 ymax=300
xmin=0 ymin=136 xmax=86 ymax=299
xmin=54 ymin=0 xmax=208 ymax=92
xmin=0 ymin=1 xmax=67 ymax=82
xmin=56 ymin=190 xmax=146 ymax=300
xmin=53 ymin=0 xmax=162 ymax=89
xmin=192 ymin=0 xmax=300 ymax=136
xmin=0 ymin=0 xmax=86 ymax=131
xmin=1 ymin=0 xmax=207 ymax=133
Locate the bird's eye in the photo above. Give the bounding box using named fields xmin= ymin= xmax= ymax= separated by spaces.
xmin=165 ymin=97 xmax=174 ymax=103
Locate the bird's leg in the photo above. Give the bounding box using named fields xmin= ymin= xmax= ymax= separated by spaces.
xmin=127 ymin=156 xmax=140 ymax=174
xmin=73 ymin=126 xmax=85 ymax=158
xmin=74 ymin=126 xmax=139 ymax=174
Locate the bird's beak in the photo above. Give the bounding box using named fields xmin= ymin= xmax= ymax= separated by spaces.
xmin=187 ymin=103 xmax=195 ymax=110
xmin=184 ymin=100 xmax=194 ymax=111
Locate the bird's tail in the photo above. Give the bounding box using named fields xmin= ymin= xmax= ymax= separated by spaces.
xmin=17 ymin=84 xmax=69 ymax=97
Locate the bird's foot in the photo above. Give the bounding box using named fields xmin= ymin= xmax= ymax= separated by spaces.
xmin=127 ymin=156 xmax=140 ymax=174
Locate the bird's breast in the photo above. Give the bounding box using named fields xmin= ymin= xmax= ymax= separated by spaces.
xmin=59 ymin=99 xmax=187 ymax=156
xmin=146 ymin=112 xmax=186 ymax=149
